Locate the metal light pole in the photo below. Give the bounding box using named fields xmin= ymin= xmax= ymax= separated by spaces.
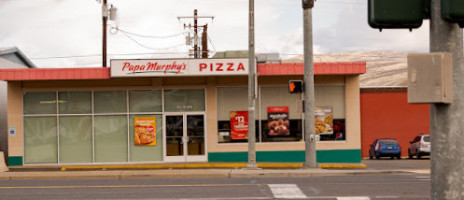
xmin=302 ymin=0 xmax=317 ymax=168
xmin=102 ymin=0 xmax=108 ymax=67
xmin=247 ymin=0 xmax=257 ymax=169
xmin=429 ymin=0 xmax=464 ymax=198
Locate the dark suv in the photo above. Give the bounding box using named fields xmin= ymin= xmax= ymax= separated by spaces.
xmin=369 ymin=138 xmax=401 ymax=159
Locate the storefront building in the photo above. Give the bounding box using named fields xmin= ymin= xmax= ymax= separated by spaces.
xmin=0 ymin=59 xmax=366 ymax=166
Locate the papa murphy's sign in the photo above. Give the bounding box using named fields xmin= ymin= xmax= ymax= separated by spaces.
xmin=110 ymin=59 xmax=249 ymax=77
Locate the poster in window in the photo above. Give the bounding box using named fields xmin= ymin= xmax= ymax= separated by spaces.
xmin=134 ymin=117 xmax=157 ymax=145
xmin=230 ymin=111 xmax=248 ymax=140
xmin=267 ymin=106 xmax=290 ymax=136
xmin=315 ymin=106 xmax=333 ymax=135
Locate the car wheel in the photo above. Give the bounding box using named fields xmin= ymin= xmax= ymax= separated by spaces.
xmin=408 ymin=150 xmax=413 ymax=159
xmin=417 ymin=154 xmax=422 ymax=159
xmin=397 ymin=154 xmax=401 ymax=159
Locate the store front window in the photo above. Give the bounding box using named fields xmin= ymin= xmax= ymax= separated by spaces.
xmin=216 ymin=85 xmax=346 ymax=144
xmin=217 ymin=87 xmax=259 ymax=143
xmin=23 ymin=90 xmax=165 ymax=164
xmin=164 ymin=89 xmax=205 ymax=112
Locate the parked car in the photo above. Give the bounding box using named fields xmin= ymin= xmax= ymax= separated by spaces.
xmin=369 ymin=138 xmax=401 ymax=159
xmin=408 ymin=134 xmax=430 ymax=159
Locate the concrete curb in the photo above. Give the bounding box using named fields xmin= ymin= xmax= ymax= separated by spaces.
xmin=0 ymin=168 xmax=429 ymax=181
xmin=59 ymin=163 xmax=366 ymax=171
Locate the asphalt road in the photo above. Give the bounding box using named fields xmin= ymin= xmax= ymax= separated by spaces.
xmin=0 ymin=174 xmax=430 ymax=200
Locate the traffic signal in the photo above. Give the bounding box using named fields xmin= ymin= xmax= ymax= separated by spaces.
xmin=442 ymin=0 xmax=464 ymax=27
xmin=368 ymin=0 xmax=428 ymax=31
xmin=289 ymin=80 xmax=304 ymax=93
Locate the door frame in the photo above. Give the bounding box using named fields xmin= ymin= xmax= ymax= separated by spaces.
xmin=163 ymin=112 xmax=207 ymax=162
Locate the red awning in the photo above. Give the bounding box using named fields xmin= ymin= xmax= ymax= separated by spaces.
xmin=257 ymin=62 xmax=366 ymax=76
xmin=0 ymin=62 xmax=366 ymax=81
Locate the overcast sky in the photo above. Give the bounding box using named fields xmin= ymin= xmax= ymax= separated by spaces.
xmin=0 ymin=0 xmax=430 ymax=68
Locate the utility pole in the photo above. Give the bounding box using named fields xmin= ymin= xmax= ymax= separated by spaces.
xmin=102 ymin=0 xmax=108 ymax=67
xmin=194 ymin=10 xmax=199 ymax=58
xmin=201 ymin=24 xmax=208 ymax=58
xmin=178 ymin=10 xmax=214 ymax=58
xmin=247 ymin=0 xmax=257 ymax=169
xmin=430 ymin=0 xmax=464 ymax=198
xmin=302 ymin=0 xmax=317 ymax=168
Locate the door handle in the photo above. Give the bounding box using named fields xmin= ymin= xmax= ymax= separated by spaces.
xmin=183 ymin=136 xmax=189 ymax=143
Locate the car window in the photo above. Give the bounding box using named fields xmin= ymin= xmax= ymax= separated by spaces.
xmin=379 ymin=139 xmax=398 ymax=145
xmin=423 ymin=136 xmax=430 ymax=142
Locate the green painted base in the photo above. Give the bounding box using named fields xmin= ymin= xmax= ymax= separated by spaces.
xmin=208 ymin=149 xmax=361 ymax=163
xmin=8 ymin=156 xmax=23 ymax=166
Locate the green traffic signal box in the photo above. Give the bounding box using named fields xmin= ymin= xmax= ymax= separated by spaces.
xmin=368 ymin=0 xmax=426 ymax=30
xmin=442 ymin=0 xmax=464 ymax=27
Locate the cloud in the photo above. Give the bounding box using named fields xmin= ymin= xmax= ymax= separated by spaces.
xmin=0 ymin=0 xmax=434 ymax=68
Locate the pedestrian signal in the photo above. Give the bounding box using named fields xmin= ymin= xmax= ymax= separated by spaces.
xmin=289 ymin=80 xmax=303 ymax=93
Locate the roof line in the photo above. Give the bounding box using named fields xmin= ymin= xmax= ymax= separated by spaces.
xmin=0 ymin=47 xmax=36 ymax=68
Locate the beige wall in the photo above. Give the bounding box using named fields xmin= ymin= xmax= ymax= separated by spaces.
xmin=10 ymin=74 xmax=362 ymax=158
xmin=7 ymin=82 xmax=23 ymax=157
xmin=208 ymin=74 xmax=361 ymax=152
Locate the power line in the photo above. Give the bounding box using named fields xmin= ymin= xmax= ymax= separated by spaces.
xmin=207 ymin=36 xmax=217 ymax=52
xmin=29 ymin=52 xmax=197 ymax=60
xmin=113 ymin=27 xmax=188 ymax=39
xmin=120 ymin=30 xmax=186 ymax=51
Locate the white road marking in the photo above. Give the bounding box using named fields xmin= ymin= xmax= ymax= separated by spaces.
xmin=268 ymin=184 xmax=307 ymax=199
xmin=337 ymin=197 xmax=370 ymax=200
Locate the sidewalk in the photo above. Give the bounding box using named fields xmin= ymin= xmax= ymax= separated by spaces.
xmin=0 ymin=162 xmax=430 ymax=181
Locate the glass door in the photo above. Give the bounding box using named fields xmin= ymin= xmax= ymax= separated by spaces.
xmin=164 ymin=114 xmax=206 ymax=162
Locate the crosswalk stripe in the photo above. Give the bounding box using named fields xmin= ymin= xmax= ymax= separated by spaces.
xmin=337 ymin=197 xmax=371 ymax=200
xmin=268 ymin=184 xmax=307 ymax=199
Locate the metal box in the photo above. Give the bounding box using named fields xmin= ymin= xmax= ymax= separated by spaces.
xmin=442 ymin=0 xmax=464 ymax=26
xmin=368 ymin=0 xmax=426 ymax=30
xmin=408 ymin=53 xmax=453 ymax=104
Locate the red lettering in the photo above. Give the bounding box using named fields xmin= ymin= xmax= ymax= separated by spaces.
xmin=122 ymin=62 xmax=130 ymax=70
xmin=227 ymin=63 xmax=234 ymax=71
xmin=216 ymin=63 xmax=223 ymax=71
xmin=199 ymin=63 xmax=207 ymax=71
xmin=237 ymin=63 xmax=245 ymax=71
xmin=210 ymin=63 xmax=213 ymax=71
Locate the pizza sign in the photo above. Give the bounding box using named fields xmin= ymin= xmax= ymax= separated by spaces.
xmin=111 ymin=59 xmax=249 ymax=77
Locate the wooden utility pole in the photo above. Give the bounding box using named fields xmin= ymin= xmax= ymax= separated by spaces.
xmin=178 ymin=10 xmax=214 ymax=58
xmin=201 ymin=24 xmax=208 ymax=58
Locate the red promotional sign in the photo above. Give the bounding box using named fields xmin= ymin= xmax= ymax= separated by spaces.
xmin=230 ymin=111 xmax=248 ymax=140
xmin=267 ymin=106 xmax=290 ymax=136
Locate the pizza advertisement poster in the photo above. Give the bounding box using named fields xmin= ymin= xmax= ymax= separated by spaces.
xmin=267 ymin=106 xmax=290 ymax=136
xmin=315 ymin=106 xmax=333 ymax=135
xmin=134 ymin=117 xmax=157 ymax=146
xmin=230 ymin=111 xmax=248 ymax=140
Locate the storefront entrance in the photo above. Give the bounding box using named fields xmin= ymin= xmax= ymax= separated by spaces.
xmin=164 ymin=113 xmax=207 ymax=162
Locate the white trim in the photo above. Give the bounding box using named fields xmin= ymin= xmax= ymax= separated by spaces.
xmin=126 ymin=90 xmax=130 ymax=162
xmin=56 ymin=91 xmax=60 ymax=164
xmin=91 ymin=91 xmax=95 ymax=163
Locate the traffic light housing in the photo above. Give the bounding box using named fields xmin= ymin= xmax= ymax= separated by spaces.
xmin=368 ymin=0 xmax=428 ymax=31
xmin=289 ymin=80 xmax=304 ymax=93
xmin=442 ymin=0 xmax=464 ymax=27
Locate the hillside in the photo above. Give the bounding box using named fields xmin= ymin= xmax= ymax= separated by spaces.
xmin=283 ymin=51 xmax=415 ymax=87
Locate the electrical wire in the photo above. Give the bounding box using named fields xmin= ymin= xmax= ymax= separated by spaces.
xmin=207 ymin=36 xmax=217 ymax=52
xmin=120 ymin=30 xmax=186 ymax=51
xmin=113 ymin=27 xmax=188 ymax=39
